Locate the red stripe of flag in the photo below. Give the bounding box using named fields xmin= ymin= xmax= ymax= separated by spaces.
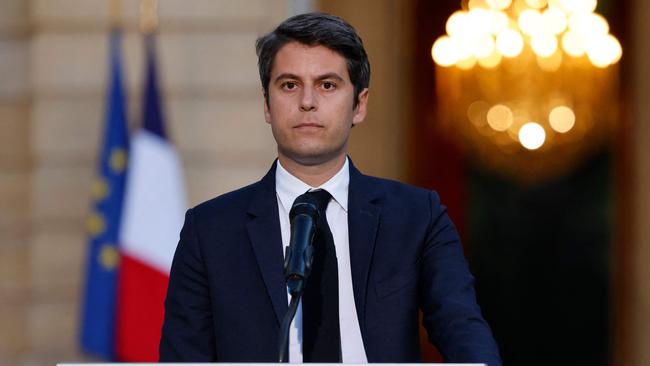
xmin=115 ymin=254 xmax=170 ymax=361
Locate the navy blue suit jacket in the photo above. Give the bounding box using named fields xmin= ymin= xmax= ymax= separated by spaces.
xmin=159 ymin=160 xmax=501 ymax=365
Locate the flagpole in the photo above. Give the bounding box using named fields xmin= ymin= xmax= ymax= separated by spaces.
xmin=139 ymin=0 xmax=159 ymax=34
xmin=109 ymin=0 xmax=122 ymax=29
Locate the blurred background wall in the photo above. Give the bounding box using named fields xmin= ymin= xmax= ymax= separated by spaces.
xmin=0 ymin=0 xmax=648 ymax=365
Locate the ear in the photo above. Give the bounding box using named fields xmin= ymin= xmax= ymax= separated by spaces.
xmin=263 ymin=91 xmax=271 ymax=124
xmin=352 ymin=88 xmax=369 ymax=126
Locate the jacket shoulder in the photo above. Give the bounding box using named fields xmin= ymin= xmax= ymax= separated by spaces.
xmin=190 ymin=180 xmax=262 ymax=222
xmin=361 ymin=174 xmax=442 ymax=208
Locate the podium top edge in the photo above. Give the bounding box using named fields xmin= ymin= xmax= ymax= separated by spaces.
xmin=57 ymin=364 xmax=487 ymax=366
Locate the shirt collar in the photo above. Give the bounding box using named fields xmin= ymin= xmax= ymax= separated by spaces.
xmin=275 ymin=157 xmax=350 ymax=214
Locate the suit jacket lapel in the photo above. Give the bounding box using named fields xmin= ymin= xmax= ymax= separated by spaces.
xmin=246 ymin=161 xmax=287 ymax=325
xmin=347 ymin=161 xmax=382 ymax=335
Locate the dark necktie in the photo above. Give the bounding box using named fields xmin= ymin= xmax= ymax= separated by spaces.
xmin=299 ymin=189 xmax=341 ymax=362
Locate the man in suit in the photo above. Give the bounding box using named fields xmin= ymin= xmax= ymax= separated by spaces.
xmin=159 ymin=12 xmax=501 ymax=365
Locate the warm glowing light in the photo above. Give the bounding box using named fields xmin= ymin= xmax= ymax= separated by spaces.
xmin=478 ymin=50 xmax=503 ymax=68
xmin=525 ymin=0 xmax=548 ymax=9
xmin=537 ymin=51 xmax=563 ymax=71
xmin=430 ymin=0 xmax=623 ymax=182
xmin=519 ymin=9 xmax=544 ymax=36
xmin=467 ymin=100 xmax=490 ymax=126
xmin=474 ymin=35 xmax=496 ymax=58
xmin=467 ymin=9 xmax=494 ymax=36
xmin=432 ymin=36 xmax=458 ymax=67
xmin=446 ymin=11 xmax=467 ymax=37
xmin=549 ymin=106 xmax=576 ymax=133
xmin=486 ymin=0 xmax=512 ymax=10
xmin=496 ymin=29 xmax=524 ymax=58
xmin=519 ymin=122 xmax=546 ymax=150
xmin=560 ymin=0 xmax=597 ymax=14
xmin=468 ymin=0 xmax=490 ymax=10
xmin=561 ymin=31 xmax=586 ymax=57
xmin=569 ymin=13 xmax=609 ymax=37
xmin=586 ymin=34 xmax=622 ymax=68
xmin=610 ymin=36 xmax=623 ymax=64
xmin=488 ymin=10 xmax=510 ymax=34
xmin=455 ymin=37 xmax=477 ymax=61
xmin=487 ymin=104 xmax=514 ymax=131
xmin=512 ymin=0 xmax=529 ymax=14
xmin=457 ymin=57 xmax=478 ymax=69
xmin=547 ymin=0 xmax=562 ymax=8
xmin=542 ymin=7 xmax=568 ymax=35
xmin=531 ymin=34 xmax=558 ymax=57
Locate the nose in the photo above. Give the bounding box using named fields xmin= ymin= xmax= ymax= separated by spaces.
xmin=299 ymin=87 xmax=317 ymax=112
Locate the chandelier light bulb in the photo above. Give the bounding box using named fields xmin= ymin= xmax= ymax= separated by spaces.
xmin=432 ymin=36 xmax=459 ymax=67
xmin=519 ymin=122 xmax=547 ymax=150
xmin=531 ymin=34 xmax=559 ymax=58
xmin=519 ymin=9 xmax=544 ymax=36
xmin=609 ymin=35 xmax=623 ymax=64
xmin=560 ymin=0 xmax=598 ymax=14
xmin=549 ymin=106 xmax=576 ymax=133
xmin=467 ymin=9 xmax=494 ymax=35
xmin=542 ymin=7 xmax=568 ymax=35
xmin=456 ymin=34 xmax=480 ymax=61
xmin=486 ymin=0 xmax=512 ymax=10
xmin=569 ymin=13 xmax=609 ymax=37
xmin=488 ymin=10 xmax=510 ymax=34
xmin=487 ymin=104 xmax=514 ymax=131
xmin=475 ymin=35 xmax=497 ymax=59
xmin=561 ymin=31 xmax=586 ymax=57
xmin=584 ymin=36 xmax=607 ymax=68
xmin=585 ymin=34 xmax=622 ymax=68
xmin=496 ymin=29 xmax=525 ymax=58
xmin=446 ymin=11 xmax=467 ymax=37
xmin=525 ymin=0 xmax=548 ymax=9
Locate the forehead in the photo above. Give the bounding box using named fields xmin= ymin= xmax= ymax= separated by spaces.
xmin=271 ymin=42 xmax=350 ymax=80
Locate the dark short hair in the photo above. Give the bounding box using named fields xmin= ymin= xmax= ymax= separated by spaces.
xmin=255 ymin=12 xmax=370 ymax=109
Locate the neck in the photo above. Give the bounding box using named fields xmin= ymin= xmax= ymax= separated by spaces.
xmin=278 ymin=154 xmax=346 ymax=187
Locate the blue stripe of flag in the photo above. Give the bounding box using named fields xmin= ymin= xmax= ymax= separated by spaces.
xmin=142 ymin=34 xmax=167 ymax=139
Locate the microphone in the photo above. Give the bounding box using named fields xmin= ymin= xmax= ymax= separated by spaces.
xmin=279 ymin=192 xmax=322 ymax=362
xmin=283 ymin=193 xmax=321 ymax=295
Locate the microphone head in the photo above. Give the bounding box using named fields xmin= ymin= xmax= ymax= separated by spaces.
xmin=289 ymin=194 xmax=321 ymax=221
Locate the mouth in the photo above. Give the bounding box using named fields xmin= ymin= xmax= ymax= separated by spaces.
xmin=294 ymin=123 xmax=323 ymax=129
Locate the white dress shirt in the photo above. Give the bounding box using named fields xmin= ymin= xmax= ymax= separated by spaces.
xmin=275 ymin=157 xmax=368 ymax=363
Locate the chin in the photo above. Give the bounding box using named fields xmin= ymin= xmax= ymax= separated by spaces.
xmin=282 ymin=148 xmax=343 ymax=166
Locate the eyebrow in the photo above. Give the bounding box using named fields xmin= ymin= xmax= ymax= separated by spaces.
xmin=273 ymin=72 xmax=345 ymax=84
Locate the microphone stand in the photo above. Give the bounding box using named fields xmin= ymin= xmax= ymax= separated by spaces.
xmin=277 ymin=288 xmax=302 ymax=363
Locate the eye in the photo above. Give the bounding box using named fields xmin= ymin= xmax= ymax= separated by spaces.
xmin=322 ymin=81 xmax=336 ymax=90
xmin=282 ymin=81 xmax=297 ymax=91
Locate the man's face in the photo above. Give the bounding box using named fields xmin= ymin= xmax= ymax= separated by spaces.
xmin=264 ymin=42 xmax=368 ymax=167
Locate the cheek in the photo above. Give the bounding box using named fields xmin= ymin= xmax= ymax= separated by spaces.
xmin=268 ymin=96 xmax=296 ymax=122
xmin=331 ymin=99 xmax=356 ymax=129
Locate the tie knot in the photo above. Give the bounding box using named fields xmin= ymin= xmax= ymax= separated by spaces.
xmin=305 ymin=189 xmax=331 ymax=213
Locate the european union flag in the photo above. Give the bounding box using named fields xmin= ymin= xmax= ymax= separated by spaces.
xmin=79 ymin=29 xmax=129 ymax=360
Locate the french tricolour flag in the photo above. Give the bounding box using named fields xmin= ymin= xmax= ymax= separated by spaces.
xmin=114 ymin=34 xmax=186 ymax=361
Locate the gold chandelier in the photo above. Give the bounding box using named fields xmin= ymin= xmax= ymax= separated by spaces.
xmin=431 ymin=0 xmax=621 ymax=182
